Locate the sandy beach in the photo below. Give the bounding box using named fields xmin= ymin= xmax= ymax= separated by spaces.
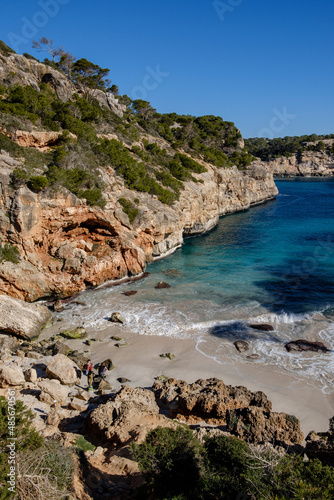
xmin=40 ymin=319 xmax=334 ymax=438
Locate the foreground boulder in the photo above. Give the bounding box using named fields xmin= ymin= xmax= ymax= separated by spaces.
xmin=0 ymin=364 xmax=25 ymax=387
xmin=0 ymin=295 xmax=52 ymax=340
xmin=285 ymin=339 xmax=330 ymax=353
xmin=226 ymin=407 xmax=303 ymax=445
xmin=305 ymin=429 xmax=334 ymax=466
xmin=46 ymin=353 xmax=80 ymax=385
xmin=153 ymin=377 xmax=272 ymax=422
xmin=152 ymin=377 xmax=303 ymax=445
xmin=85 ymin=386 xmax=177 ymax=446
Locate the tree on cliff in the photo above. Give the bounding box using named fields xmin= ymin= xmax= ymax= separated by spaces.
xmin=72 ymin=58 xmax=110 ymax=102
xmin=32 ymin=37 xmax=65 ymax=63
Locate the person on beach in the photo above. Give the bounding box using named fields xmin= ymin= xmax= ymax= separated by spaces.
xmin=98 ymin=362 xmax=107 ymax=379
xmin=85 ymin=360 xmax=94 ymax=391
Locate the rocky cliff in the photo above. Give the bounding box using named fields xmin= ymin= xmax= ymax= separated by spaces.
xmin=0 ymin=151 xmax=277 ymax=301
xmin=0 ymin=46 xmax=278 ymax=301
xmin=266 ymin=150 xmax=334 ymax=177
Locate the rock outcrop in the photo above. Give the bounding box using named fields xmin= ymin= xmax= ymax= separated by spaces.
xmin=305 ymin=430 xmax=334 ymax=466
xmin=266 ymin=150 xmax=334 ymax=177
xmin=0 ymin=294 xmax=52 ymax=339
xmin=152 ymin=377 xmax=303 ymax=445
xmin=85 ymin=386 xmax=177 ymax=446
xmin=0 ymin=156 xmax=277 ymax=301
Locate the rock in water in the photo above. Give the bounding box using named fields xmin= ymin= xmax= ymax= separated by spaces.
xmin=122 ymin=291 xmax=137 ymax=296
xmin=46 ymin=353 xmax=80 ymax=385
xmin=109 ymin=312 xmax=124 ymax=324
xmin=285 ymin=339 xmax=330 ymax=353
xmin=155 ymin=282 xmax=171 ymax=289
xmin=0 ymin=295 xmax=52 ymax=340
xmin=234 ymin=340 xmax=249 ymax=353
xmin=249 ymin=323 xmax=274 ymax=332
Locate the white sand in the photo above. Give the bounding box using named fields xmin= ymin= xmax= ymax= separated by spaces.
xmin=42 ymin=321 xmax=334 ymax=438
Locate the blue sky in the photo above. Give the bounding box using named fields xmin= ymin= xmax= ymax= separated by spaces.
xmin=1 ymin=0 xmax=333 ymax=138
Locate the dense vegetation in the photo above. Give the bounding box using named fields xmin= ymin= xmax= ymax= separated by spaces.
xmin=0 ymin=38 xmax=258 ymax=211
xmin=245 ymin=134 xmax=334 ymax=161
xmin=132 ymin=425 xmax=334 ymax=500
xmin=0 ymin=396 xmax=77 ymax=499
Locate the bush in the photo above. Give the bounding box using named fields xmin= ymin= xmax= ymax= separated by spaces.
xmin=17 ymin=441 xmax=75 ymax=499
xmin=0 ymin=41 xmax=16 ymax=56
xmin=131 ymin=426 xmax=205 ymax=499
xmin=0 ymin=396 xmax=43 ymax=499
xmin=132 ymin=427 xmax=334 ymax=500
xmin=28 ymin=175 xmax=48 ymax=192
xmin=118 ymin=198 xmax=139 ymax=224
xmin=74 ymin=435 xmax=95 ymax=452
xmin=0 ymin=241 xmax=20 ymax=264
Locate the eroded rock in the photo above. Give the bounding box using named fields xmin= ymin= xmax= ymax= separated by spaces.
xmin=285 ymin=339 xmax=330 ymax=353
xmin=85 ymin=386 xmax=177 ymax=446
xmin=46 ymin=353 xmax=80 ymax=385
xmin=0 ymin=295 xmax=52 ymax=340
xmin=0 ymin=364 xmax=25 ymax=387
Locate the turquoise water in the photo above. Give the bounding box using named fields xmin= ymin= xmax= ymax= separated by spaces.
xmin=60 ymin=179 xmax=334 ymax=392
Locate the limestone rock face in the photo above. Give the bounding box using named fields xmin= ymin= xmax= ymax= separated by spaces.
xmin=85 ymin=386 xmax=177 ymax=446
xmin=152 ymin=377 xmax=303 ymax=445
xmin=0 ymin=295 xmax=52 ymax=339
xmin=265 ymin=150 xmax=334 ymax=177
xmin=152 ymin=377 xmax=272 ymax=422
xmin=46 ymin=353 xmax=80 ymax=386
xmin=226 ymin=407 xmax=303 ymax=445
xmin=0 ymin=364 xmax=25 ymax=387
xmin=0 ymin=55 xmax=279 ymax=301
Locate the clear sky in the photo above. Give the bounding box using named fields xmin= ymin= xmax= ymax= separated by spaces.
xmin=1 ymin=0 xmax=333 ymax=138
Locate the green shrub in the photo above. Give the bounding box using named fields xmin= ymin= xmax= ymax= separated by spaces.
xmin=28 ymin=175 xmax=48 ymax=192
xmin=0 ymin=41 xmax=16 ymax=56
xmin=79 ymin=187 xmax=106 ymax=208
xmin=132 ymin=427 xmax=334 ymax=500
xmin=132 ymin=426 xmax=205 ymax=499
xmin=74 ymin=435 xmax=95 ymax=452
xmin=17 ymin=441 xmax=75 ymax=499
xmin=0 ymin=241 xmax=20 ymax=263
xmin=118 ymin=198 xmax=139 ymax=224
xmin=0 ymin=396 xmax=43 ymax=499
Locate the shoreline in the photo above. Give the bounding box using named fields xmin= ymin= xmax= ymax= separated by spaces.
xmin=41 ymin=320 xmax=334 ymax=438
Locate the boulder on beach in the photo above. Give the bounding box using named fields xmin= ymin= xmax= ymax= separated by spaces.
xmin=109 ymin=312 xmax=124 ymax=324
xmin=46 ymin=353 xmax=80 ymax=385
xmin=0 ymin=295 xmax=52 ymax=340
xmin=249 ymin=323 xmax=274 ymax=332
xmin=285 ymin=339 xmax=330 ymax=353
xmin=159 ymin=353 xmax=175 ymax=360
xmin=60 ymin=327 xmax=87 ymax=339
xmin=234 ymin=340 xmax=249 ymax=353
xmin=0 ymin=365 xmax=25 ymax=387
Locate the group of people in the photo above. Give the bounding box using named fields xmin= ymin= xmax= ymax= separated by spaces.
xmin=84 ymin=361 xmax=108 ymax=391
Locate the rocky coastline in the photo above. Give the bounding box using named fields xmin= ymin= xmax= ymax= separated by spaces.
xmin=0 ymin=303 xmax=333 ymax=499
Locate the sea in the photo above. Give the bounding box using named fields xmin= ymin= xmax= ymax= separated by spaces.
xmin=58 ymin=179 xmax=334 ymax=394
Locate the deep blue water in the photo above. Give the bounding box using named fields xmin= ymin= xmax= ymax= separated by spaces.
xmin=149 ymin=178 xmax=334 ymax=316
xmin=60 ymin=179 xmax=334 ymax=392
